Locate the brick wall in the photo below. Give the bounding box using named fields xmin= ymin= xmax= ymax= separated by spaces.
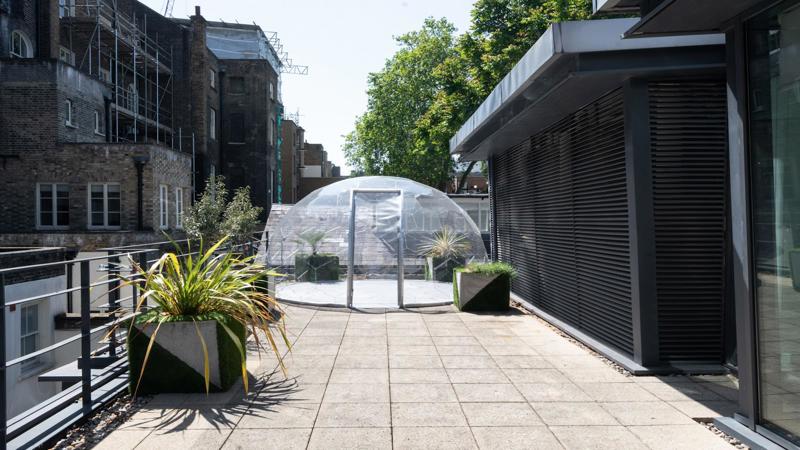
xmin=0 ymin=60 xmax=109 ymax=152
xmin=303 ymin=143 xmax=326 ymax=166
xmin=299 ymin=177 xmax=349 ymax=201
xmin=0 ymin=247 xmax=71 ymax=285
xmin=280 ymin=119 xmax=302 ymax=204
xmin=147 ymin=144 xmax=192 ymax=232
xmin=1 ymin=0 xmax=37 ymax=58
xmin=0 ymin=142 xmax=190 ymax=245
xmin=219 ymin=58 xmax=276 ymax=219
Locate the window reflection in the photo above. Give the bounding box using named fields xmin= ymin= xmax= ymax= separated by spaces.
xmin=748 ymin=0 xmax=800 ymax=443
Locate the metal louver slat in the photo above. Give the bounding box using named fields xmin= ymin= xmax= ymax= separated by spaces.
xmin=649 ymin=80 xmax=728 ymax=363
xmin=493 ymin=89 xmax=633 ymax=355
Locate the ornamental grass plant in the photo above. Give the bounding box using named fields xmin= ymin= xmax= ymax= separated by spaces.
xmin=121 ymin=237 xmax=288 ymax=396
xmin=418 ymin=226 xmax=472 ymax=258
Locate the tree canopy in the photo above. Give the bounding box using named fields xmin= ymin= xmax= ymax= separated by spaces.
xmin=344 ymin=0 xmax=593 ymax=189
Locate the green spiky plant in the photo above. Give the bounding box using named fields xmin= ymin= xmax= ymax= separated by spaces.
xmin=294 ymin=230 xmax=327 ymax=255
xmin=121 ymin=236 xmax=289 ymax=397
xmin=418 ymin=226 xmax=472 ymax=258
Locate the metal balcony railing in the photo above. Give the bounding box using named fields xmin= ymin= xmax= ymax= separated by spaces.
xmin=0 ymin=235 xmax=266 ymax=450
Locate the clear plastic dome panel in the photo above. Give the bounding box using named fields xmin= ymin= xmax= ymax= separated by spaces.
xmin=267 ymin=177 xmax=487 ymax=308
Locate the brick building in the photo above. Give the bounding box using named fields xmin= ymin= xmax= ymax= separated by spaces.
xmin=0 ymin=0 xmax=284 ymax=248
xmin=279 ymin=118 xmax=304 ymax=204
xmin=202 ymin=21 xmax=283 ymax=216
xmin=297 ymin=142 xmax=346 ymax=201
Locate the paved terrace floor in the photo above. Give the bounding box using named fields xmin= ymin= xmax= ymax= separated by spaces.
xmin=97 ymin=305 xmax=739 ymax=449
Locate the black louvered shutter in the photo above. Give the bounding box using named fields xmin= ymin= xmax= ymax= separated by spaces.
xmin=649 ymin=80 xmax=728 ymax=363
xmin=493 ymin=89 xmax=633 ymax=355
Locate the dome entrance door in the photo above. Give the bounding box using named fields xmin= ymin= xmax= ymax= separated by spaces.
xmin=346 ymin=189 xmax=405 ymax=308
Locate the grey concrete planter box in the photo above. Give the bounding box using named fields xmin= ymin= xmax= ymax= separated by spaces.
xmin=295 ymin=254 xmax=340 ymax=282
xmin=453 ymin=270 xmax=510 ymax=312
xmin=127 ymin=315 xmax=245 ymax=394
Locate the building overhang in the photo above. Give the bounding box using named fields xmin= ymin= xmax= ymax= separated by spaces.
xmin=623 ymin=0 xmax=765 ymax=37
xmin=593 ymin=0 xmax=641 ymax=15
xmin=449 ymin=19 xmax=725 ymax=161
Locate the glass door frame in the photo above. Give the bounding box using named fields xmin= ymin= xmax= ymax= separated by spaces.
xmin=730 ymin=1 xmax=800 ymax=447
xmin=346 ymin=188 xmax=405 ymax=308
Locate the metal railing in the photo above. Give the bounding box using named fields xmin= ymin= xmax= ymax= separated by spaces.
xmin=0 ymin=235 xmax=265 ymax=450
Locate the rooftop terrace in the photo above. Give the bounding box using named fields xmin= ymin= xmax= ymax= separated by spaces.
xmin=91 ymin=304 xmax=739 ymax=449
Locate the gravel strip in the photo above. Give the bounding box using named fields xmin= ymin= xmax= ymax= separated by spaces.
xmin=49 ymin=395 xmax=148 ymax=450
xmin=697 ymin=419 xmax=750 ymax=449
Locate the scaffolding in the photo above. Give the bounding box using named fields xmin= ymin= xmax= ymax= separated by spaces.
xmin=60 ymin=0 xmax=175 ymax=146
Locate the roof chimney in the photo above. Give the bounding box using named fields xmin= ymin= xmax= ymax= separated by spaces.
xmin=195 ymin=5 xmax=201 ymax=16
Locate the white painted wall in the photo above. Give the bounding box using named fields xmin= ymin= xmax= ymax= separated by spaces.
xmin=4 ymin=276 xmax=67 ymax=418
xmin=301 ymin=165 xmax=323 ymax=178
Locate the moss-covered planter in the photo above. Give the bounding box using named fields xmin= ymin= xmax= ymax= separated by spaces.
xmin=127 ymin=313 xmax=246 ymax=394
xmin=295 ymin=253 xmax=340 ymax=282
xmin=453 ymin=269 xmax=510 ymax=312
xmin=425 ymin=256 xmax=465 ymax=282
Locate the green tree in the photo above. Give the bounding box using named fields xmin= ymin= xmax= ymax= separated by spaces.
xmin=346 ymin=0 xmax=592 ymax=190
xmin=184 ymin=176 xmax=263 ymax=245
xmin=222 ymin=186 xmax=263 ymax=247
xmin=184 ymin=176 xmax=228 ymax=243
xmin=344 ymin=18 xmax=459 ymax=189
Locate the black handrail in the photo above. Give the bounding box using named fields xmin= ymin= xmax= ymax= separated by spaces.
xmin=0 ymin=234 xmax=267 ymax=450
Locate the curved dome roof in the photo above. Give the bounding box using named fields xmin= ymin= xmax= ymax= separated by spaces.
xmin=267 ymin=176 xmax=487 ymax=269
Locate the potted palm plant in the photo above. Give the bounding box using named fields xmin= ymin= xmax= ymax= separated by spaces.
xmin=123 ymin=237 xmax=288 ymax=396
xmin=453 ymin=261 xmax=517 ymax=312
xmin=419 ymin=226 xmax=472 ymax=282
xmin=294 ymin=230 xmax=340 ymax=282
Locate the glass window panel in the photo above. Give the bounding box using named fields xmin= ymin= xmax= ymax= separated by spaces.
xmin=91 ymin=211 xmax=104 ymax=226
xmin=748 ymin=0 xmax=800 ymax=443
xmin=108 ymin=212 xmax=121 ymax=227
xmin=21 ymin=335 xmax=36 ymax=356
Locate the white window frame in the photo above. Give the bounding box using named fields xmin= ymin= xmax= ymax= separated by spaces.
xmin=159 ymin=184 xmax=169 ymax=229
xmin=59 ymin=0 xmax=76 ymax=17
xmin=99 ymin=68 xmax=111 ymax=84
xmin=209 ymin=107 xmax=217 ymax=140
xmin=87 ymin=183 xmax=121 ymax=230
xmin=59 ymin=46 xmax=75 ymax=65
xmin=209 ymin=68 xmax=216 ymax=89
xmin=10 ymin=30 xmax=32 ymax=58
xmin=94 ymin=110 xmax=104 ymax=135
xmin=269 ymin=82 xmax=275 ymax=100
xmin=175 ymin=187 xmax=184 ymax=229
xmin=36 ymin=183 xmax=69 ymax=230
xmin=20 ymin=303 xmax=40 ymax=372
xmin=65 ymin=99 xmax=74 ymax=127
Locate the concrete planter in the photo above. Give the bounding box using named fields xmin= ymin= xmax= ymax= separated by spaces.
xmin=127 ymin=315 xmax=246 ymax=394
xmin=295 ymin=254 xmax=340 ymax=282
xmin=425 ymin=256 xmax=465 ymax=283
xmin=453 ymin=270 xmax=510 ymax=312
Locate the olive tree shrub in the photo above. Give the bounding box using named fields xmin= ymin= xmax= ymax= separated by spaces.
xmin=184 ymin=176 xmax=263 ymax=246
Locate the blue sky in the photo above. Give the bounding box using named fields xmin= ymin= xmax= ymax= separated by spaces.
xmin=141 ymin=0 xmax=477 ymax=174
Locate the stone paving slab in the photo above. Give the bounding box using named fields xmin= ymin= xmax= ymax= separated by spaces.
xmin=98 ymin=304 xmax=739 ymax=449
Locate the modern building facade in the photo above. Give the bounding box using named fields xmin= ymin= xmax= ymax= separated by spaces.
xmin=453 ymin=5 xmax=800 ymax=447
xmin=596 ymin=0 xmax=800 ymax=447
xmin=452 ymin=18 xmax=731 ymax=374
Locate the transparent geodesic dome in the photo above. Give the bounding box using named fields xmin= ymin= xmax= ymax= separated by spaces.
xmin=266 ymin=176 xmax=488 ymax=308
